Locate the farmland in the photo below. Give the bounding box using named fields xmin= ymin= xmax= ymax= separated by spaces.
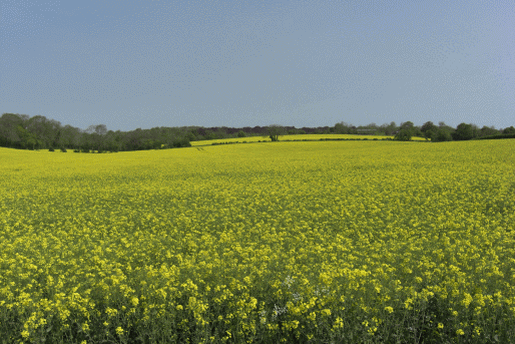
xmin=1 ymin=139 xmax=514 ymax=343
xmin=190 ymin=134 xmax=427 ymax=146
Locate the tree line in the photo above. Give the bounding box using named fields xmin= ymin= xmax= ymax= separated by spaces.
xmin=0 ymin=112 xmax=514 ymax=152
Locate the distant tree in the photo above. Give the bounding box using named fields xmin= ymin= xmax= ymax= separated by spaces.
xmin=94 ymin=124 xmax=107 ymax=136
xmin=0 ymin=113 xmax=26 ymax=148
xmin=430 ymin=122 xmax=455 ymax=142
xmin=3 ymin=112 xmax=514 ymax=152
xmin=59 ymin=125 xmax=81 ymax=149
xmin=479 ymin=126 xmax=500 ymax=137
xmin=394 ymin=129 xmax=412 ymax=141
xmin=394 ymin=121 xmax=415 ymax=141
xmin=503 ymin=126 xmax=515 ymax=134
xmin=204 ymin=130 xmax=217 ymax=140
xmin=452 ymin=123 xmax=478 ymax=141
xmin=420 ymin=121 xmax=438 ymax=140
xmin=105 ymin=130 xmax=122 ymax=152
xmin=431 ymin=128 xmax=453 ymax=142
xmin=267 ymin=125 xmax=284 ymax=142
xmin=421 ymin=121 xmax=437 ymax=133
xmin=187 ymin=130 xmax=197 ymax=142
xmin=24 ymin=115 xmax=62 ymax=148
xmin=380 ymin=121 xmax=397 ymax=136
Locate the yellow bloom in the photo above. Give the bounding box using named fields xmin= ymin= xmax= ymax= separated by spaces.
xmin=321 ymin=309 xmax=331 ymax=316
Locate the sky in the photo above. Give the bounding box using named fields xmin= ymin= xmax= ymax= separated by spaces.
xmin=1 ymin=0 xmax=514 ymax=132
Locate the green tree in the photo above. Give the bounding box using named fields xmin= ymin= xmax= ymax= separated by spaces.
xmin=452 ymin=123 xmax=477 ymax=141
xmin=479 ymin=126 xmax=499 ymax=137
xmin=58 ymin=125 xmax=81 ymax=150
xmin=334 ymin=122 xmax=351 ymax=134
xmin=431 ymin=128 xmax=453 ymax=142
xmin=503 ymin=126 xmax=515 ymax=134
xmin=0 ymin=113 xmax=27 ymax=148
xmin=25 ymin=115 xmax=61 ymax=148
xmin=266 ymin=125 xmax=284 ymax=142
xmin=379 ymin=122 xmax=397 ymax=136
xmin=421 ymin=121 xmax=438 ymax=140
xmin=394 ymin=121 xmax=415 ymax=141
xmin=394 ymin=129 xmax=412 ymax=141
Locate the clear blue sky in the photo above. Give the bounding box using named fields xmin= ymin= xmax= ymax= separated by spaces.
xmin=2 ymin=0 xmax=514 ymax=131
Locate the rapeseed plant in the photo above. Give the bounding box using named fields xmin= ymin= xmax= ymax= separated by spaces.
xmin=0 ymin=139 xmax=514 ymax=342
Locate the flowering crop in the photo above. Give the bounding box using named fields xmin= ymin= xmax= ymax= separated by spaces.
xmin=191 ymin=134 xmax=426 ymax=146
xmin=1 ymin=139 xmax=514 ymax=343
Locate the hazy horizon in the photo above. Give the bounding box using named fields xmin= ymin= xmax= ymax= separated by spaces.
xmin=2 ymin=0 xmax=514 ymax=132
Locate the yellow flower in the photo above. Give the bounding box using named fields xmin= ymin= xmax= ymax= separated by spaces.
xmin=456 ymin=329 xmax=465 ymax=335
xmin=333 ymin=317 xmax=344 ymax=328
xmin=116 ymin=327 xmax=124 ymax=335
xmin=321 ymin=309 xmax=331 ymax=316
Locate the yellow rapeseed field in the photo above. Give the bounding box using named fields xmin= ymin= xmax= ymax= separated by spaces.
xmin=1 ymin=139 xmax=514 ymax=343
xmin=191 ymin=134 xmax=426 ymax=146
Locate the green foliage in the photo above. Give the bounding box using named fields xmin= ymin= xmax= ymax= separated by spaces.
xmin=1 ymin=113 xmax=514 ymax=152
xmin=394 ymin=129 xmax=412 ymax=141
xmin=421 ymin=121 xmax=438 ymax=141
xmin=380 ymin=121 xmax=397 ymax=136
xmin=267 ymin=125 xmax=284 ymax=142
xmin=453 ymin=123 xmax=478 ymax=141
xmin=334 ymin=122 xmax=352 ymax=134
xmin=476 ymin=132 xmax=515 ymax=140
xmin=171 ymin=138 xmax=192 ymax=148
xmin=479 ymin=126 xmax=500 ymax=137
xmin=503 ymin=126 xmax=515 ymax=134
xmin=394 ymin=121 xmax=420 ymax=141
xmin=431 ymin=128 xmax=453 ymax=142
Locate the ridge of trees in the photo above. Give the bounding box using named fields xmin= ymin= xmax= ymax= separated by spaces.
xmin=0 ymin=113 xmax=514 ymax=152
